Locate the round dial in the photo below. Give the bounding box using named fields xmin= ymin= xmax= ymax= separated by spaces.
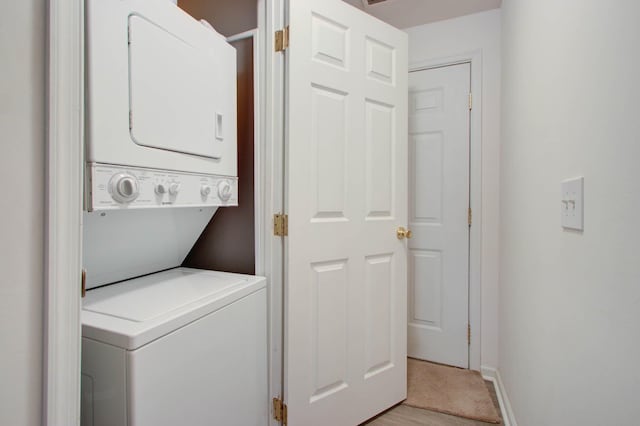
xmin=109 ymin=173 xmax=140 ymax=204
xmin=200 ymin=185 xmax=212 ymax=197
xmin=155 ymin=183 xmax=167 ymax=195
xmin=217 ymin=180 xmax=233 ymax=202
xmin=168 ymin=182 xmax=181 ymax=196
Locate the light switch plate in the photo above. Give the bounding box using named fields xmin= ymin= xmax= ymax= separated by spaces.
xmin=561 ymin=177 xmax=584 ymax=231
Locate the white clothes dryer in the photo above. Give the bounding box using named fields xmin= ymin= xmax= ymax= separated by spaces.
xmin=85 ymin=0 xmax=238 ymax=212
xmin=81 ymin=268 xmax=268 ymax=426
xmin=81 ymin=0 xmax=242 ymax=288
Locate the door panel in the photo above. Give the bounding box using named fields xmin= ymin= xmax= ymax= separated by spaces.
xmin=285 ymin=1 xmax=408 ymax=424
xmin=408 ymin=64 xmax=471 ymax=369
xmin=310 ymin=259 xmax=349 ymax=401
xmin=310 ymin=85 xmax=348 ymax=220
xmin=411 ymin=250 xmax=443 ymax=327
xmin=365 ymin=100 xmax=394 ymax=218
xmin=364 ymin=253 xmax=394 ymax=377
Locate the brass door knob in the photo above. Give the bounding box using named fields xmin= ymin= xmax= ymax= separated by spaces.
xmin=397 ymin=227 xmax=412 ymax=240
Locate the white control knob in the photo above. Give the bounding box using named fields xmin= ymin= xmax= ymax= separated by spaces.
xmin=109 ymin=173 xmax=139 ymax=204
xmin=155 ymin=183 xmax=167 ymax=195
xmin=168 ymin=182 xmax=181 ymax=196
xmin=217 ymin=180 xmax=233 ymax=202
xmin=200 ymin=185 xmax=212 ymax=197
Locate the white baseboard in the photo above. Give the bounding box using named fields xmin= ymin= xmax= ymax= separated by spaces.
xmin=481 ymin=366 xmax=518 ymax=426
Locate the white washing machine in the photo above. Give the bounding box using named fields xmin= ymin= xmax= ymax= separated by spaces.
xmin=81 ymin=268 xmax=267 ymax=426
xmin=81 ymin=2 xmax=267 ymax=425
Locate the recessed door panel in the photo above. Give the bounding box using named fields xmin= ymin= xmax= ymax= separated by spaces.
xmin=412 ymin=132 xmax=444 ymax=223
xmin=366 ymin=37 xmax=395 ymax=85
xmin=312 ymin=14 xmax=349 ymax=69
xmin=409 ymin=250 xmax=443 ymax=329
xmin=310 ymin=260 xmax=349 ymax=402
xmin=364 ymin=254 xmax=394 ymax=379
xmin=365 ymin=100 xmax=394 ymax=220
xmin=310 ymin=85 xmax=348 ymax=221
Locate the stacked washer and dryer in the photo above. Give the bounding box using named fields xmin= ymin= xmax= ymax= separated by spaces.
xmin=80 ymin=1 xmax=267 ymax=425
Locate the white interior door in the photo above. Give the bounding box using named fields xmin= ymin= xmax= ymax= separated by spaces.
xmin=284 ymin=1 xmax=408 ymax=424
xmin=407 ymin=64 xmax=471 ymax=369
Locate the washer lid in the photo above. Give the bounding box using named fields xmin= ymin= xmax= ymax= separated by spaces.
xmin=83 ymin=268 xmax=244 ymax=322
xmin=82 ymin=268 xmax=266 ymax=350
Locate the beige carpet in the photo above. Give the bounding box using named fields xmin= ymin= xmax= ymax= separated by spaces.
xmin=404 ymin=358 xmax=501 ymax=424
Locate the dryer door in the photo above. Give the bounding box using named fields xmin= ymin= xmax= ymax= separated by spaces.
xmin=128 ymin=15 xmax=235 ymax=159
xmin=85 ymin=0 xmax=237 ymax=176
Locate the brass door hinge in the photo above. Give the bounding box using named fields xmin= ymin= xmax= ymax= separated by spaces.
xmin=273 ymin=397 xmax=288 ymax=425
xmin=467 ymin=323 xmax=471 ymax=345
xmin=275 ymin=26 xmax=289 ymax=52
xmin=468 ymin=208 xmax=472 ymax=226
xmin=469 ymin=92 xmax=473 ymax=110
xmin=81 ymin=269 xmax=87 ymax=298
xmin=274 ymin=214 xmax=288 ymax=237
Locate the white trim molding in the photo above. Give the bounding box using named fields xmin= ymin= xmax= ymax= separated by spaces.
xmin=228 ymin=16 xmax=285 ymax=426
xmin=262 ymin=0 xmax=286 ymax=424
xmin=409 ymin=49 xmax=483 ymax=371
xmin=481 ymin=366 xmax=518 ymax=426
xmin=44 ymin=1 xmax=84 ymax=425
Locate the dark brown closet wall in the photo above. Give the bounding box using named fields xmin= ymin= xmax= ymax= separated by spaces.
xmin=178 ymin=0 xmax=257 ymax=38
xmin=180 ymin=1 xmax=257 ymax=274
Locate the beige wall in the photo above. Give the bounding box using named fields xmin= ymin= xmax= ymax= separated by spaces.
xmin=405 ymin=9 xmax=502 ymax=370
xmin=500 ymin=0 xmax=640 ymax=423
xmin=0 ymin=1 xmax=46 ymax=425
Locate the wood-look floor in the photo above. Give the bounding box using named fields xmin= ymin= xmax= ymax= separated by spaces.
xmin=363 ymin=381 xmax=502 ymax=426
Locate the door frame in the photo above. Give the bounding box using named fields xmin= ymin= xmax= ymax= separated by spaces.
xmin=409 ymin=51 xmax=482 ymax=371
xmin=226 ymin=24 xmax=282 ymax=425
xmin=45 ymin=1 xmax=84 ymax=424
xmin=260 ymin=0 xmax=287 ymax=424
xmin=45 ymin=1 xmax=280 ymax=425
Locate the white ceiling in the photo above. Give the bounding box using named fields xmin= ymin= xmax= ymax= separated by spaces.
xmin=342 ymin=0 xmax=502 ymax=29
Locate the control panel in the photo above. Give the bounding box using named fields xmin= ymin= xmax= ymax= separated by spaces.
xmin=87 ymin=163 xmax=238 ymax=211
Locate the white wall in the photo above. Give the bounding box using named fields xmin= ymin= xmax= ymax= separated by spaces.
xmin=500 ymin=0 xmax=640 ymax=424
xmin=406 ymin=9 xmax=502 ymax=370
xmin=0 ymin=1 xmax=45 ymax=425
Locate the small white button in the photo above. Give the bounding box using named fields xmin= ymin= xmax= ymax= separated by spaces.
xmin=201 ymin=185 xmax=212 ymax=197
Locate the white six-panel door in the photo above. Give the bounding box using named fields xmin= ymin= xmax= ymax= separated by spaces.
xmin=407 ymin=64 xmax=471 ymax=369
xmin=285 ymin=1 xmax=408 ymax=424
